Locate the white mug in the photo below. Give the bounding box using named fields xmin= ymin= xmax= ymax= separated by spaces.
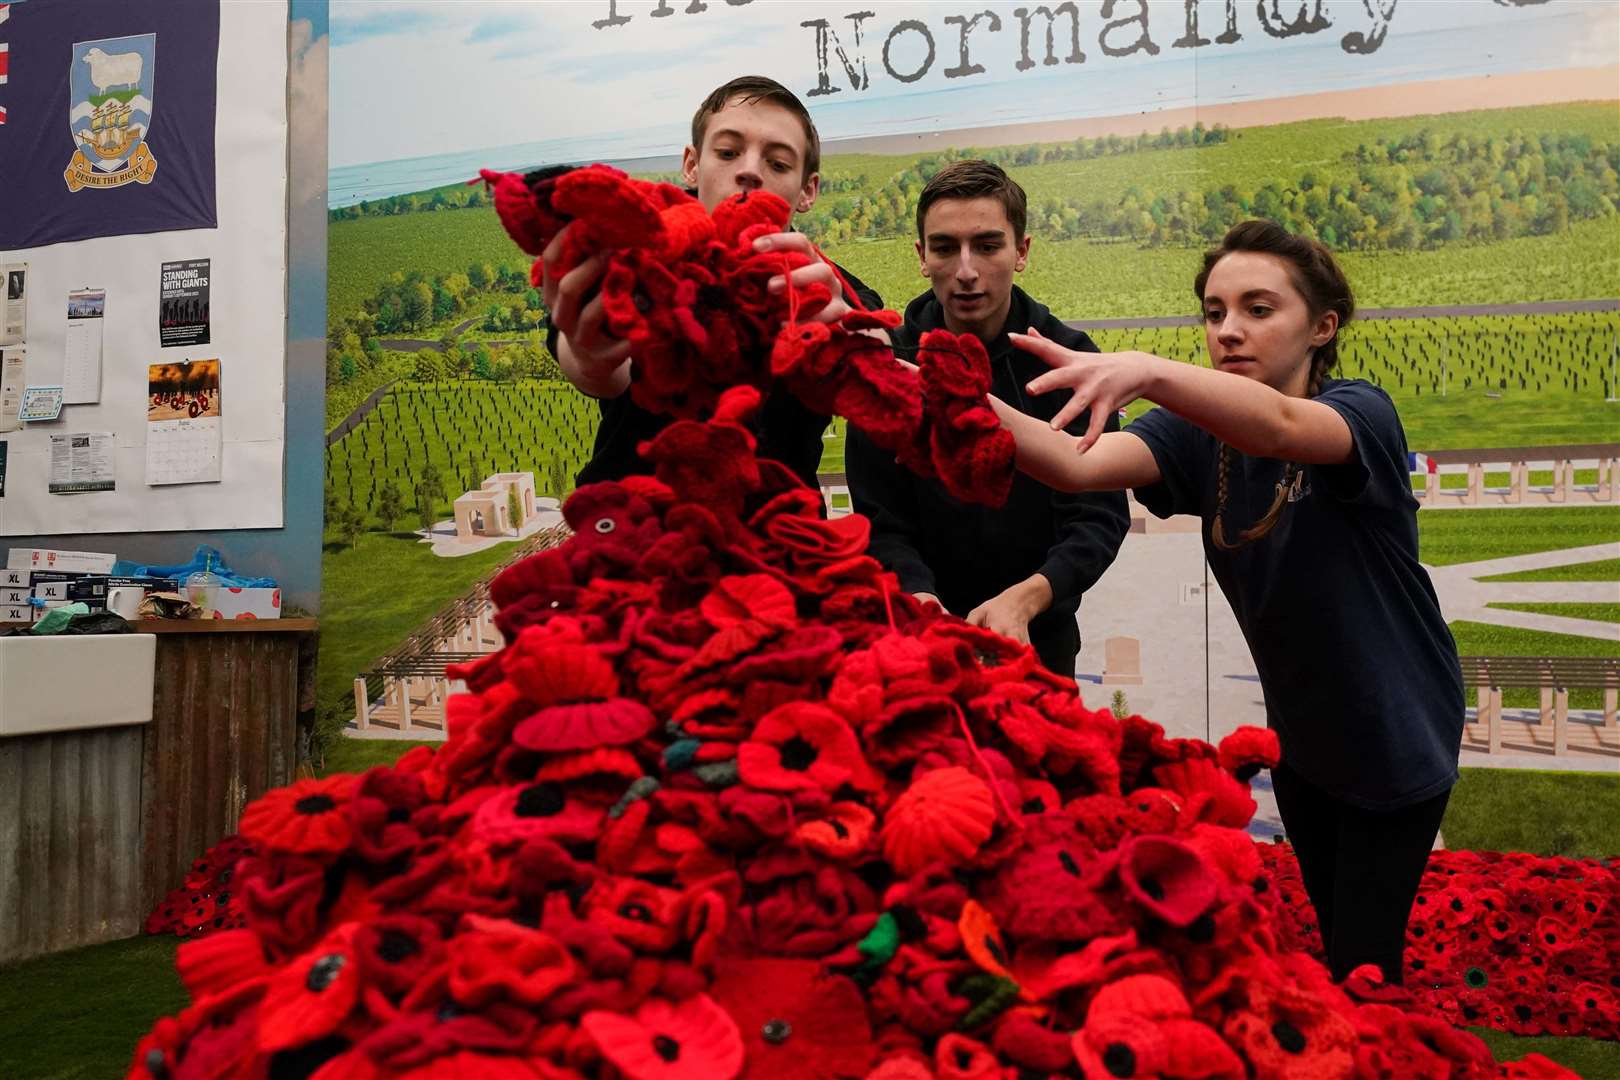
xmin=107 ymin=586 xmax=144 ymax=620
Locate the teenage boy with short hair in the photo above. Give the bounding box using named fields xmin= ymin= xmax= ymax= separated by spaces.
xmin=544 ymin=75 xmax=880 ymax=489
xmin=847 ymin=160 xmax=1129 ymax=677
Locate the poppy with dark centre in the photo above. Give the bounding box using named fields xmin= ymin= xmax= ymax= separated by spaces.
xmin=1271 ymin=1019 xmax=1307 ymax=1053
xmin=1465 ymin=967 xmax=1489 ymax=989
xmin=778 ymin=735 xmax=819 ymax=771
xmin=653 ymin=1033 xmax=681 ymax=1062
xmin=266 ymin=1036 xmax=350 ymax=1080
xmin=1058 ymin=851 xmax=1082 ymax=876
xmin=305 ymin=953 xmax=346 ymax=992
xmin=515 ymin=783 xmax=566 ymax=818
xmin=762 ymin=1019 xmax=792 ymax=1044
xmin=376 ymin=930 xmax=419 ymax=964
xmin=238 ymin=776 xmax=356 ymax=856
xmin=1103 ymin=1043 xmax=1137 ymax=1077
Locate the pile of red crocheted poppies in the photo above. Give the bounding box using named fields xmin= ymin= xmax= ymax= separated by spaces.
xmin=129 ymin=379 xmax=1580 ymax=1079
xmin=1260 ymin=843 xmax=1620 ymax=1042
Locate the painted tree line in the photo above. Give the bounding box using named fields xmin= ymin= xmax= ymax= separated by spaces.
xmin=803 ymin=127 xmax=1619 ymax=250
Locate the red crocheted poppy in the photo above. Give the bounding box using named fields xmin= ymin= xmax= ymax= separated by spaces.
xmin=359 ymin=994 xmax=539 ymax=1073
xmin=738 ymin=702 xmax=876 ymax=795
xmin=552 ymin=165 xmax=669 ymax=252
xmin=349 ymin=766 xmax=433 ymax=865
xmin=1220 ymin=983 xmax=1355 ymax=1080
xmin=796 ymin=801 xmax=877 ymax=860
xmin=639 ymin=389 xmax=763 ymax=514
xmin=1216 ymin=725 xmax=1280 ymax=780
xmin=354 ymin=914 xmax=446 ymax=1000
xmin=708 ymin=959 xmax=873 ymax=1080
xmin=833 ymin=341 xmax=925 ymax=453
xmin=448 ymin=917 xmax=577 ymax=1008
xmin=1116 ymin=835 xmax=1220 ymax=928
xmin=700 ymin=574 xmax=798 ymax=632
xmin=504 ymin=636 xmax=616 ymax=704
xmin=1151 ymin=757 xmax=1257 ymax=829
xmin=257 ymin=925 xmax=361 ymax=1053
xmin=743 ymin=865 xmax=876 ymax=957
xmin=731 ymin=625 xmax=845 ymax=685
xmin=389 ymin=1052 xmax=567 ymax=1080
xmin=481 ymin=168 xmax=555 ymax=257
xmin=882 ymin=767 xmax=997 ymax=876
xmin=174 ymin=928 xmax=269 ymax=999
xmin=472 ymin=783 xmax=605 ymax=847
xmin=582 ymin=993 xmax=744 ymax=1080
xmin=513 ymin=697 xmax=658 ymax=754
xmin=238 ymin=775 xmax=356 ymax=856
xmin=765 ymin=511 xmax=871 ymax=571
xmin=583 ymin=877 xmax=686 ymax=952
xmin=237 ymin=853 xmax=328 ymax=960
xmin=712 ymin=189 xmax=793 ymax=248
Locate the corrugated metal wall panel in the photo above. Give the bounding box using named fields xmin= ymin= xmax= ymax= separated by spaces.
xmin=139 ymin=633 xmax=300 ymax=915
xmin=0 ymin=726 xmax=144 ymax=965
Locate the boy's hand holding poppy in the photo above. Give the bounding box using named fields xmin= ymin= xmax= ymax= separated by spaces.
xmin=756 ymin=232 xmax=853 ymax=326
xmin=543 ymin=224 xmax=632 ymax=394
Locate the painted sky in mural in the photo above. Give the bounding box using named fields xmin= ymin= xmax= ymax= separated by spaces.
xmin=329 ymin=0 xmax=1616 ymax=200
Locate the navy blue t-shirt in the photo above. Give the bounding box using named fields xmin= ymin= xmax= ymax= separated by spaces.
xmin=1128 ymin=379 xmax=1463 ymax=811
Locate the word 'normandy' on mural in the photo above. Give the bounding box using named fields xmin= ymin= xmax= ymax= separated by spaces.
xmin=591 ymin=0 xmax=1556 ymax=75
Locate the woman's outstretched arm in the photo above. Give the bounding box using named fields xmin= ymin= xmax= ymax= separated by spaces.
xmin=989 ymin=397 xmax=1161 ymax=494
xmin=1011 ymin=330 xmax=1354 ymax=465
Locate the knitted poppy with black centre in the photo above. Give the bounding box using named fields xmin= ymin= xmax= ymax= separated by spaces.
xmin=582 ymin=994 xmax=744 ymax=1080
xmin=238 ymin=776 xmax=357 ymax=857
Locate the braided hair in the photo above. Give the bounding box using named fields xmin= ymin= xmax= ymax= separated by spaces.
xmin=1196 ymin=221 xmax=1354 ymax=550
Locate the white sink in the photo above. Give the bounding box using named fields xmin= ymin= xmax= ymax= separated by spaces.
xmin=0 ymin=634 xmax=156 ymax=737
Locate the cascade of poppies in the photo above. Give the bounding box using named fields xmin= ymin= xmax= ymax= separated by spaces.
xmin=480 ymin=163 xmax=1016 ymax=508
xmin=124 ymin=172 xmax=1599 ymax=1080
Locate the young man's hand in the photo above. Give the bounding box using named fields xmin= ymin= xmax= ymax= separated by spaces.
xmin=543 ymin=225 xmax=631 ymax=396
xmin=912 ymin=592 xmax=946 ymax=614
xmin=964 ymin=575 xmax=1053 ymax=646
xmin=754 ymin=232 xmax=854 ymax=326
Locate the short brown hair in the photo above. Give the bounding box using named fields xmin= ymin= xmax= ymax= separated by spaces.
xmin=691 ymin=76 xmax=820 ymax=181
xmin=916 ymin=160 xmax=1028 ymax=241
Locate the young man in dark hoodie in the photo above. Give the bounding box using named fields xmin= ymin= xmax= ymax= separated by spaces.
xmin=542 ymin=75 xmax=881 ymax=490
xmin=847 ymin=161 xmax=1130 ymax=677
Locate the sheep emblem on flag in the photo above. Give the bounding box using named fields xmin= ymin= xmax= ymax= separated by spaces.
xmin=65 ymin=32 xmax=158 ymax=191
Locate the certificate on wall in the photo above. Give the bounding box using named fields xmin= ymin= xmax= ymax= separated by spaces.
xmin=49 ymin=432 xmax=116 ymax=493
xmin=2 ymin=265 xmax=25 ymax=346
xmin=64 ymin=289 xmax=105 ymax=403
xmin=147 ymin=359 xmax=222 ymax=485
xmin=0 ymin=348 xmax=25 ymax=434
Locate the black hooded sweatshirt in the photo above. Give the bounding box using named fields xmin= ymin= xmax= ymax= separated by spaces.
xmin=846 ymin=285 xmax=1131 ymax=669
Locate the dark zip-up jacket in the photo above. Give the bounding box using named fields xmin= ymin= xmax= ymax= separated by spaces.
xmin=846 ymin=286 xmax=1130 ymax=650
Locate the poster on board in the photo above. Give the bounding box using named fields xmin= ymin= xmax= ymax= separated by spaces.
xmin=159 ymin=259 xmax=210 ymax=347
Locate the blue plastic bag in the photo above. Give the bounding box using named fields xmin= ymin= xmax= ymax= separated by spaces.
xmin=112 ymin=545 xmax=277 ymax=588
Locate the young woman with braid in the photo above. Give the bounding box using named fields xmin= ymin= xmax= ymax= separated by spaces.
xmin=993 ymin=220 xmax=1464 ymax=985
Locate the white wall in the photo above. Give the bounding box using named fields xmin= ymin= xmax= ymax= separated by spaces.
xmin=0 ymin=1 xmax=288 ymax=535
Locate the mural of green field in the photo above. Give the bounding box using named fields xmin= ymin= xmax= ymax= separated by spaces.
xmin=320 ymin=99 xmax=1620 ymax=723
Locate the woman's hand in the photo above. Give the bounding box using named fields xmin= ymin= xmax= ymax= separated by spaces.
xmin=1010 ymin=328 xmax=1161 ymax=453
